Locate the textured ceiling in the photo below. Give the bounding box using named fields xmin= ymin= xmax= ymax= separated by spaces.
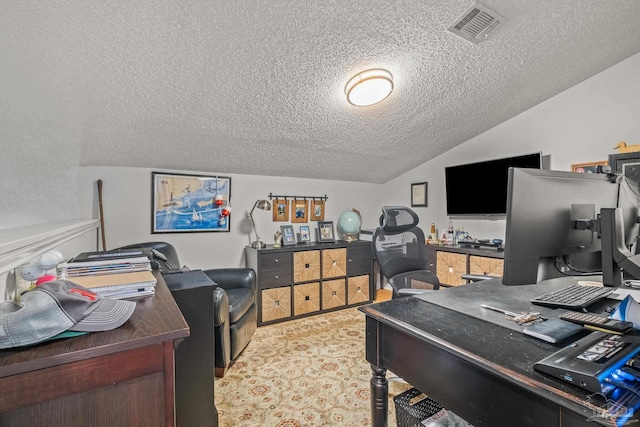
xmin=4 ymin=1 xmax=640 ymax=183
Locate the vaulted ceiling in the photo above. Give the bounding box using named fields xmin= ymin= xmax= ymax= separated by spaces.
xmin=4 ymin=1 xmax=640 ymax=183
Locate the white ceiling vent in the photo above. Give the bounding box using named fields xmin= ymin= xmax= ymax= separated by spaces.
xmin=447 ymin=2 xmax=506 ymax=44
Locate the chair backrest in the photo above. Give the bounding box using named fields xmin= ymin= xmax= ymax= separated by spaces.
xmin=373 ymin=206 xmax=429 ymax=280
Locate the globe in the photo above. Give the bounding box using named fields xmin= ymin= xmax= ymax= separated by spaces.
xmin=337 ymin=210 xmax=362 ymax=242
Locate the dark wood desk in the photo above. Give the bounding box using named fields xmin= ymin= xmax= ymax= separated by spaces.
xmin=0 ymin=274 xmax=189 ymax=427
xmin=360 ymin=278 xmax=639 ymax=427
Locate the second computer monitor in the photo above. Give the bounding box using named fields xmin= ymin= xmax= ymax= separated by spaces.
xmin=502 ymin=168 xmax=621 ymax=286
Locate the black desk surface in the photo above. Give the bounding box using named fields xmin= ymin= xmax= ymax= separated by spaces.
xmin=360 ymin=277 xmax=639 ymax=423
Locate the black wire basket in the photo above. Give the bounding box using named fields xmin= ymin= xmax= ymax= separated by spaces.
xmin=393 ymin=387 xmax=444 ymax=427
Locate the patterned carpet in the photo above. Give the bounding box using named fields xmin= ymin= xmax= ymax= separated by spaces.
xmin=214 ymin=306 xmax=408 ymax=427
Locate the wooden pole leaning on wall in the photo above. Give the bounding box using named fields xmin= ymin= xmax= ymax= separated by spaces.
xmin=97 ymin=179 xmax=107 ymax=251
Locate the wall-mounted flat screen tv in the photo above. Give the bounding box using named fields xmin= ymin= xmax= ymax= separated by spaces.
xmin=445 ymin=152 xmax=542 ymax=216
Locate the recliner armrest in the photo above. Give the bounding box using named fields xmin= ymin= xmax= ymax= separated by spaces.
xmin=213 ymin=287 xmax=229 ymax=327
xmin=203 ymin=268 xmax=256 ymax=292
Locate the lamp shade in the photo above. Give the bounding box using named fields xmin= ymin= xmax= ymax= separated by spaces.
xmin=255 ymin=200 xmax=271 ymax=211
xmin=345 ymin=69 xmax=393 ymax=107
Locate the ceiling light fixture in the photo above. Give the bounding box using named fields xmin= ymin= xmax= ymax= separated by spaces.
xmin=345 ymin=69 xmax=393 ymax=107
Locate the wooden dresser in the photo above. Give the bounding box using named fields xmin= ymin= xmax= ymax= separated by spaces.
xmin=245 ymin=241 xmax=373 ymax=325
xmin=0 ymin=274 xmax=189 ymax=427
xmin=426 ymin=245 xmax=504 ymax=287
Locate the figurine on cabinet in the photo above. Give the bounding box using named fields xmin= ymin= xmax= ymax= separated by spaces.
xmin=273 ymin=230 xmax=283 ymax=248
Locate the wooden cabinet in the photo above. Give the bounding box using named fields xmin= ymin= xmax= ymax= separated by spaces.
xmin=426 ymin=245 xmax=504 ymax=287
xmin=0 ymin=275 xmax=188 ymax=427
xmin=246 ymin=241 xmax=373 ymax=325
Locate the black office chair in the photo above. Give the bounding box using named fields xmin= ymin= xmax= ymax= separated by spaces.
xmin=373 ymin=206 xmax=440 ymax=298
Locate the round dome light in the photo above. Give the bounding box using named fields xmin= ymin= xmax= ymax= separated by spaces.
xmin=345 ymin=69 xmax=394 ymax=107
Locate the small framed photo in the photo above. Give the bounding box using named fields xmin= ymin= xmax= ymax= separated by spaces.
xmin=299 ymin=225 xmax=311 ymax=242
xmin=291 ymin=199 xmax=308 ymax=223
xmin=280 ymin=225 xmax=297 ymax=245
xmin=571 ymin=160 xmax=607 ymax=173
xmin=411 ymin=182 xmax=428 ymax=207
xmin=455 ymin=230 xmax=469 ymax=243
xmin=310 ymin=199 xmax=325 ymax=221
xmin=272 ymin=198 xmax=289 ymax=222
xmin=318 ymin=221 xmax=335 ymax=242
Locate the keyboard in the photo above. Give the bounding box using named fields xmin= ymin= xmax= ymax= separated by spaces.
xmin=531 ymin=284 xmax=614 ymax=310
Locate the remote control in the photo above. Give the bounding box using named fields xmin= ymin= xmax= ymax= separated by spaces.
xmin=559 ymin=311 xmax=634 ymax=334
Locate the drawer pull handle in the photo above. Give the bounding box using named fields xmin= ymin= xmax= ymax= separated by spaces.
xmin=332 ymin=260 xmax=337 ymax=266
xmin=305 ymin=295 xmax=310 ymax=301
xmin=274 ymin=300 xmax=280 ymax=307
xmin=305 ymin=263 xmax=310 ymax=268
xmin=357 ymin=286 xmax=361 ymax=291
xmin=275 ymin=259 xmax=279 ymax=263
xmin=348 ymin=258 xmax=352 ymax=262
xmin=274 ymin=275 xmax=279 ymax=279
xmin=332 ymin=291 xmax=337 ymax=296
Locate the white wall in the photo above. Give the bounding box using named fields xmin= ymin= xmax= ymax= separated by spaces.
xmin=384 ymin=52 xmax=640 ymax=240
xmin=0 ymin=42 xmax=86 ymax=230
xmin=79 ymin=166 xmax=382 ymax=270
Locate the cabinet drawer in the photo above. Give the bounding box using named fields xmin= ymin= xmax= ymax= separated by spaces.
xmin=347 ymin=259 xmax=371 ymax=276
xmin=436 ymin=252 xmax=467 ymax=286
xmin=322 ymin=248 xmax=347 ymax=278
xmin=469 ymin=256 xmax=504 ymax=278
xmin=259 ymin=267 xmax=292 ymax=289
xmin=293 ymin=250 xmax=321 ymax=282
xmin=293 ymin=282 xmax=320 ymax=316
xmin=347 ymin=275 xmax=370 ymax=305
xmin=259 ymin=252 xmax=292 ymax=271
xmin=347 ymin=246 xmax=372 ymax=276
xmin=261 ymin=287 xmax=291 ymax=323
xmin=322 ymin=279 xmax=346 ymax=310
xmin=347 ymin=245 xmax=371 ymax=263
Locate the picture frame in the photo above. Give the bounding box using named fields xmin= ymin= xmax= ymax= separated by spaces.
xmin=280 ymin=225 xmax=297 ymax=245
xmin=151 ymin=172 xmax=231 ymax=233
xmin=411 ymin=182 xmax=428 ymax=207
xmin=291 ymin=199 xmax=308 ymax=223
xmin=610 ymin=153 xmax=640 ymax=190
xmin=571 ymin=160 xmax=607 ymax=173
xmin=272 ymin=198 xmax=290 ymax=222
xmin=299 ymin=225 xmax=311 ymax=242
xmin=310 ymin=199 xmax=325 ymax=221
xmin=455 ymin=230 xmax=469 ymax=243
xmin=317 ymin=221 xmax=335 ymax=242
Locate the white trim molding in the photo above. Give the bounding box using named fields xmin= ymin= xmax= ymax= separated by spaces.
xmin=0 ymin=220 xmax=99 ymax=276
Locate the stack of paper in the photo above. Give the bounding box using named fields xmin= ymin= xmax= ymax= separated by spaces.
xmin=59 ymin=252 xmax=156 ymax=299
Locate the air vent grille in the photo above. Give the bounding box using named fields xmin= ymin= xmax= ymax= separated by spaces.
xmin=448 ymin=2 xmax=506 ymax=44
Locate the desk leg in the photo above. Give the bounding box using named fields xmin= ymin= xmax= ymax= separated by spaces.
xmin=370 ymin=365 xmax=388 ymax=427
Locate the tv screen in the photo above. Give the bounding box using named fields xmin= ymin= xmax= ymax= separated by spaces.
xmin=445 ymin=152 xmax=541 ymax=216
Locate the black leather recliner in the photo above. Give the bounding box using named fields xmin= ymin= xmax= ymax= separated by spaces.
xmin=116 ymin=242 xmax=257 ymax=377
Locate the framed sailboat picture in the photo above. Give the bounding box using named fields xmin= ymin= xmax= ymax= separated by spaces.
xmin=152 ymin=172 xmax=231 ymax=233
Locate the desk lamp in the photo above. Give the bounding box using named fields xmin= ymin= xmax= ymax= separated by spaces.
xmin=249 ymin=200 xmax=271 ymax=249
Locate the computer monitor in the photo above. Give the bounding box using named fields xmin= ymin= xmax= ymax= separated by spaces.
xmin=502 ymin=168 xmax=640 ymax=286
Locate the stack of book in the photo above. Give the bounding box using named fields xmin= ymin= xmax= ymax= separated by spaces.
xmin=58 ymin=250 xmax=157 ymax=299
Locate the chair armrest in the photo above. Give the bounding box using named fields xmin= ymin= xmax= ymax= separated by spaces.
xmin=462 ymin=274 xmax=500 ymax=282
xmin=397 ymin=288 xmax=434 ymax=297
xmin=203 ymin=268 xmax=256 ymax=292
